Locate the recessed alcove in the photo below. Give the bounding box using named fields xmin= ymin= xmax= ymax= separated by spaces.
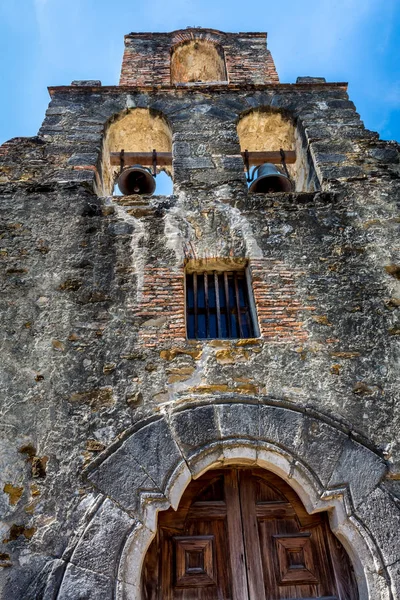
xmin=171 ymin=40 xmax=228 ymax=84
xmin=237 ymin=109 xmax=320 ymax=192
xmin=100 ymin=108 xmax=173 ymax=196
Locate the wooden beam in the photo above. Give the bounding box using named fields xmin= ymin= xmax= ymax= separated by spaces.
xmin=242 ymin=150 xmax=296 ymax=165
xmin=110 ymin=151 xmax=172 ymax=167
xmin=109 ymin=150 xmax=296 ymax=167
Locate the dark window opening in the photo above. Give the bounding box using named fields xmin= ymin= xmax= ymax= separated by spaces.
xmin=186 ymin=270 xmax=257 ymax=339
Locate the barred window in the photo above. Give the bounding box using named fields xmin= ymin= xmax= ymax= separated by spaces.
xmin=186 ymin=269 xmax=258 ymax=339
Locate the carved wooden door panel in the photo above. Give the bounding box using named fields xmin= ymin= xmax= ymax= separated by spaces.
xmin=142 ymin=469 xmax=246 ymax=600
xmin=141 ymin=468 xmax=359 ymax=600
xmin=239 ymin=468 xmax=359 ymax=600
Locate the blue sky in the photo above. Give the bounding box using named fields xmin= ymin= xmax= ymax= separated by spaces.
xmin=1 ymin=0 xmax=399 ymax=146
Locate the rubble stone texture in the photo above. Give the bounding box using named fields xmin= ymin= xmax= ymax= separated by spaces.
xmin=0 ymin=27 xmax=399 ymax=599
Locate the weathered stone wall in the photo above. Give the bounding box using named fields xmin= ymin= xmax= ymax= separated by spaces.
xmin=0 ymin=38 xmax=399 ymax=600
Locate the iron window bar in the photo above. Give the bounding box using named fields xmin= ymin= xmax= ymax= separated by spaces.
xmin=186 ymin=270 xmax=256 ymax=339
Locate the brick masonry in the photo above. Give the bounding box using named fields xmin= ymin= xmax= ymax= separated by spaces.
xmin=250 ymin=259 xmax=310 ymax=342
xmin=135 ymin=267 xmax=186 ymax=346
xmin=133 ymin=259 xmax=310 ymax=346
xmin=120 ymin=28 xmax=279 ymax=86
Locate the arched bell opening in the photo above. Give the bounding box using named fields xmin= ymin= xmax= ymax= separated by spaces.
xmin=141 ymin=466 xmax=359 ymax=600
xmin=237 ymin=108 xmax=320 ymax=193
xmin=170 ymin=39 xmax=228 ymax=84
xmin=112 ymin=170 xmax=173 ymax=197
xmin=100 ymin=108 xmax=173 ymax=197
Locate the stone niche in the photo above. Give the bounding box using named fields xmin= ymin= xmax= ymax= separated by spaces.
xmin=99 ymin=108 xmax=172 ymax=195
xmin=237 ymin=108 xmax=320 ymax=192
xmin=171 ymin=40 xmax=228 ymax=84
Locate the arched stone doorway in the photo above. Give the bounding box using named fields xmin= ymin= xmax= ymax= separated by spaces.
xmin=41 ymin=403 xmax=395 ymax=600
xmin=141 ymin=466 xmax=359 ymax=599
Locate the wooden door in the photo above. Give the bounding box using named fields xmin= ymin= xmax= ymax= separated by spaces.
xmin=141 ymin=468 xmax=359 ymax=600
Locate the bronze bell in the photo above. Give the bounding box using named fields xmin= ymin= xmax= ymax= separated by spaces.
xmin=117 ymin=165 xmax=156 ymax=196
xmin=249 ymin=163 xmax=292 ymax=193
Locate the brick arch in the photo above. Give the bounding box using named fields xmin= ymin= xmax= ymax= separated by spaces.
xmin=40 ymin=401 xmax=396 ymax=600
xmin=170 ymin=28 xmax=228 ymax=47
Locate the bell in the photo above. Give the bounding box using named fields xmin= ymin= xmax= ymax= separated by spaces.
xmin=117 ymin=165 xmax=156 ymax=196
xmin=249 ymin=163 xmax=292 ymax=193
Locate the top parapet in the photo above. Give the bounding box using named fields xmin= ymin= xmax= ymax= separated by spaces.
xmin=119 ymin=28 xmax=279 ymax=87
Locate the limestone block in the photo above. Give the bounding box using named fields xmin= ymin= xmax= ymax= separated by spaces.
xmin=57 ymin=564 xmax=113 ymax=599
xmin=297 ymin=417 xmax=347 ymax=485
xmin=357 ymin=487 xmax=400 ymax=566
xmin=216 ymin=402 xmax=259 ymax=440
xmin=387 ymin=560 xmax=400 ymax=599
xmin=219 ymin=156 xmax=244 ymax=171
xmin=206 ymin=106 xmax=238 ymax=122
xmin=67 ymin=153 xmax=99 ymax=166
xmin=70 ymin=498 xmax=135 ymax=577
xmin=41 ymin=559 xmax=66 ymax=600
xmin=71 ymin=80 xmax=101 ymax=86
xmin=173 ymin=156 xmax=215 ymax=170
xmin=328 ymin=440 xmax=387 ymax=508
xmin=259 ymin=404 xmax=303 ymax=454
xmin=296 ymin=77 xmax=326 ymax=84
xmin=125 ymin=418 xmax=183 ymax=491
xmin=1 ymin=553 xmax=55 ymax=600
xmin=87 ymin=418 xmax=182 ymax=512
xmin=171 ymin=405 xmax=220 ymax=459
xmin=88 ymin=452 xmax=153 ymax=514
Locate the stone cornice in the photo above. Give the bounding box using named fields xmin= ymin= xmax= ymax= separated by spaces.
xmin=48 ymin=81 xmax=348 ymax=97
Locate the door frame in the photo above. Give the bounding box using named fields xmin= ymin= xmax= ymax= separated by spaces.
xmin=117 ymin=445 xmax=373 ymax=600
xmin=140 ymin=465 xmax=360 ymax=600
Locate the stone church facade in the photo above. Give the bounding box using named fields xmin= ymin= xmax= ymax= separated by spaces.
xmin=0 ymin=27 xmax=399 ymax=599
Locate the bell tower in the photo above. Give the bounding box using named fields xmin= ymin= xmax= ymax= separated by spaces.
xmin=0 ymin=27 xmax=399 ymax=600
